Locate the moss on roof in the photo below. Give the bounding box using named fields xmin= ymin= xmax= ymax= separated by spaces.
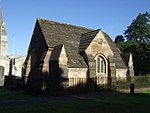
xmin=37 ymin=18 xmax=92 ymax=31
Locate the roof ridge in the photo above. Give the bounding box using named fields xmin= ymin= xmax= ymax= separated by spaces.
xmin=37 ymin=18 xmax=93 ymax=31
xmin=82 ymin=29 xmax=100 ymax=36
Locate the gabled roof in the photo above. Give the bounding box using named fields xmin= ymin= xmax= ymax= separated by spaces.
xmin=50 ymin=44 xmax=63 ymax=61
xmin=121 ymin=53 xmax=130 ymax=66
xmin=102 ymin=31 xmax=121 ymax=54
xmin=102 ymin=32 xmax=127 ymax=69
xmin=36 ymin=18 xmax=127 ymax=69
xmin=38 ymin=18 xmax=92 ymax=48
xmin=37 ymin=18 xmax=92 ymax=68
xmin=79 ymin=28 xmax=127 ymax=69
xmin=79 ymin=29 xmax=100 ymax=52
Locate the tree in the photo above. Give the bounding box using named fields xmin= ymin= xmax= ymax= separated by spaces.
xmin=116 ymin=40 xmax=150 ymax=75
xmin=116 ymin=12 xmax=150 ymax=75
xmin=124 ymin=12 xmax=150 ymax=43
xmin=114 ymin=35 xmax=124 ymax=44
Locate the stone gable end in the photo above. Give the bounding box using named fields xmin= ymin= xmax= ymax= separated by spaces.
xmin=85 ymin=30 xmax=113 ymax=58
xmin=59 ymin=45 xmax=68 ymax=66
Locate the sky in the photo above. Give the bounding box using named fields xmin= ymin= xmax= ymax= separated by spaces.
xmin=1 ymin=0 xmax=150 ymax=55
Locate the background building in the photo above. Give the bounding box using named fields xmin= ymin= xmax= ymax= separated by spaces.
xmin=0 ymin=6 xmax=25 ymax=86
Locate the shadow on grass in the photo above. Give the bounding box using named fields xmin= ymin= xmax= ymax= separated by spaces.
xmin=0 ymin=87 xmax=150 ymax=113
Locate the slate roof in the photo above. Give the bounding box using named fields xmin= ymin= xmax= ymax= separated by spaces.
xmin=79 ymin=28 xmax=127 ymax=69
xmin=121 ymin=53 xmax=130 ymax=66
xmin=38 ymin=18 xmax=92 ymax=68
xmin=37 ymin=18 xmax=127 ymax=69
xmin=79 ymin=29 xmax=100 ymax=52
xmin=102 ymin=32 xmax=127 ymax=69
xmin=50 ymin=44 xmax=63 ymax=61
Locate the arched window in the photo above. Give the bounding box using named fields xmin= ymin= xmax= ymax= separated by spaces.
xmin=96 ymin=56 xmax=106 ymax=75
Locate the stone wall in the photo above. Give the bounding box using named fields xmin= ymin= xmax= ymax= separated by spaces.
xmin=116 ymin=69 xmax=127 ymax=79
xmin=41 ymin=48 xmax=52 ymax=75
xmin=12 ymin=56 xmax=26 ymax=77
xmin=0 ymin=35 xmax=7 ymax=57
xmin=85 ymin=31 xmax=113 ymax=58
xmin=58 ymin=45 xmax=68 ymax=77
xmin=0 ymin=57 xmax=9 ymax=75
xmin=85 ymin=31 xmax=112 ymax=77
xmin=68 ymin=68 xmax=87 ymax=78
xmin=68 ymin=68 xmax=87 ymax=86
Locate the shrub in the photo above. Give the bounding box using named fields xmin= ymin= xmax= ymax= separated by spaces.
xmin=116 ymin=75 xmax=150 ymax=90
xmin=134 ymin=75 xmax=150 ymax=88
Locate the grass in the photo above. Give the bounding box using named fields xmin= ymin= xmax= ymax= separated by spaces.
xmin=0 ymin=87 xmax=33 ymax=100
xmin=0 ymin=87 xmax=150 ymax=113
xmin=116 ymin=75 xmax=150 ymax=90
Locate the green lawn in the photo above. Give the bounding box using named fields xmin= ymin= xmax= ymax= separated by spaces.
xmin=0 ymin=87 xmax=150 ymax=113
xmin=0 ymin=87 xmax=33 ymax=100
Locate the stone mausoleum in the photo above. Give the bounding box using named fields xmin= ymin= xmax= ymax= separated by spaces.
xmin=23 ymin=18 xmax=134 ymax=91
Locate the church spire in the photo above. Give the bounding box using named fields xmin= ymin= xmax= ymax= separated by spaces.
xmin=0 ymin=0 xmax=3 ymax=25
xmin=0 ymin=0 xmax=7 ymax=57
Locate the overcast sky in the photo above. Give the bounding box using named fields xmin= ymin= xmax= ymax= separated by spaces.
xmin=2 ymin=0 xmax=150 ymax=55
